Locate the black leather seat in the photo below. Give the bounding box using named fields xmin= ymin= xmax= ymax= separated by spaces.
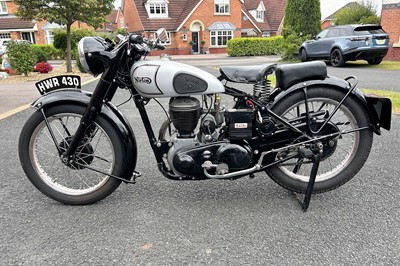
xmin=219 ymin=63 xmax=277 ymax=84
xmin=275 ymin=61 xmax=328 ymax=90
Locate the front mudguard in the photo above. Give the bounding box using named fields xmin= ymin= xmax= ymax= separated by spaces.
xmin=269 ymin=76 xmax=391 ymax=134
xmin=31 ymin=89 xmax=137 ymax=182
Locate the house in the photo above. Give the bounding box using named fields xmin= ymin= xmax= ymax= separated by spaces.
xmin=380 ymin=0 xmax=400 ymax=60
xmin=321 ymin=2 xmax=361 ymax=29
xmin=0 ymin=0 xmax=124 ymax=44
xmin=121 ymin=0 xmax=286 ymax=55
xmin=98 ymin=8 xmax=126 ymax=33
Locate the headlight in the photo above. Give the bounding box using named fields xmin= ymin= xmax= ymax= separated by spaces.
xmin=78 ymin=38 xmax=91 ymax=74
xmin=77 ymin=37 xmax=114 ymax=76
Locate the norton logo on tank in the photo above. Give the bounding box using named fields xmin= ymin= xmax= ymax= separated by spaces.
xmin=134 ymin=77 xmax=152 ymax=84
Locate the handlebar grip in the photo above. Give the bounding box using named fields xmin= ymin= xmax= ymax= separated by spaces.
xmin=129 ymin=34 xmax=144 ymax=44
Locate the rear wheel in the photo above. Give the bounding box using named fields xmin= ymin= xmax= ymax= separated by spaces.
xmin=19 ymin=105 xmax=124 ymax=205
xmin=266 ymin=87 xmax=373 ymax=193
xmin=367 ymin=57 xmax=383 ymax=65
xmin=330 ymin=49 xmax=345 ymax=67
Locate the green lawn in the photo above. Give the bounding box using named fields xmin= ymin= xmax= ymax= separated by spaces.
xmin=362 ymin=89 xmax=400 ymax=114
xmin=346 ymin=60 xmax=400 ymax=70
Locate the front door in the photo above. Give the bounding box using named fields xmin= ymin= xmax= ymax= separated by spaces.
xmin=191 ymin=32 xmax=199 ymax=53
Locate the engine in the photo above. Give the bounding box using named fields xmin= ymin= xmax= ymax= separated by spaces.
xmin=169 ymin=97 xmax=201 ymax=137
xmin=166 ymin=97 xmax=256 ymax=178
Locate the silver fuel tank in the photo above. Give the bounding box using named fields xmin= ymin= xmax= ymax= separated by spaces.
xmin=130 ymin=60 xmax=225 ymax=98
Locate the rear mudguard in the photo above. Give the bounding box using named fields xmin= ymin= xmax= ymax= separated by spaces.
xmin=269 ymin=75 xmax=391 ymax=134
xmin=31 ymin=89 xmax=137 ymax=182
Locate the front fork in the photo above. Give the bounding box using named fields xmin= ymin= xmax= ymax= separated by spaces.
xmin=60 ymin=68 xmax=119 ymax=163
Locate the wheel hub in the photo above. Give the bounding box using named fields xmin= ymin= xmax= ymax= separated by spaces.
xmin=59 ymin=136 xmax=94 ymax=169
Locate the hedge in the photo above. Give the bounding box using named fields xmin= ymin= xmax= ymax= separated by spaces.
xmin=31 ymin=44 xmax=64 ymax=61
xmin=227 ymin=36 xmax=283 ymax=57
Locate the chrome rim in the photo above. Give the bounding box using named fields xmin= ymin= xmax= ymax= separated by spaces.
xmin=29 ymin=113 xmax=115 ymax=196
xmin=278 ymin=98 xmax=359 ymax=183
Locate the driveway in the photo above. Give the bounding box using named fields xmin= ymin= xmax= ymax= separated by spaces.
xmin=1 ymin=55 xmax=399 ymax=264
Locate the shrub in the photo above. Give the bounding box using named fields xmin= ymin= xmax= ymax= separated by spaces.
xmin=31 ymin=44 xmax=63 ymax=61
xmin=6 ymin=41 xmax=36 ymax=76
xmin=34 ymin=61 xmax=53 ymax=73
xmin=227 ymin=36 xmax=283 ymax=57
xmin=280 ymin=28 xmax=311 ymax=62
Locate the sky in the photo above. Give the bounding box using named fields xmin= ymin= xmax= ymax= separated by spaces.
xmin=113 ymin=0 xmax=383 ymax=20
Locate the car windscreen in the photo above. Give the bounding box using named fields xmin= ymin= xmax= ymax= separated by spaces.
xmin=353 ymin=26 xmax=386 ymax=35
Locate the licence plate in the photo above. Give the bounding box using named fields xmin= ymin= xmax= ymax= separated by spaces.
xmin=35 ymin=75 xmax=81 ymax=95
xmin=376 ymin=39 xmax=385 ymax=45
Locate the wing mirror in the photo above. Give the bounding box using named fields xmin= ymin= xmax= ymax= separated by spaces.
xmin=156 ymin=28 xmax=169 ymax=43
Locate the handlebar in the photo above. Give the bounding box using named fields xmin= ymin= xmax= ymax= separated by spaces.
xmin=128 ymin=34 xmax=165 ymax=53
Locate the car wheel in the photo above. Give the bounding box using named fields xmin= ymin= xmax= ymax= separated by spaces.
xmin=330 ymin=49 xmax=345 ymax=67
xmin=367 ymin=57 xmax=383 ymax=65
xmin=300 ymin=48 xmax=308 ymax=62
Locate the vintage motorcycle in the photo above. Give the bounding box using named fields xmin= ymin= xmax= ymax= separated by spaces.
xmin=18 ymin=29 xmax=391 ymax=210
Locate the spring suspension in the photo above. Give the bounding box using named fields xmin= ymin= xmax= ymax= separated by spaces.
xmin=253 ymin=79 xmax=273 ymax=103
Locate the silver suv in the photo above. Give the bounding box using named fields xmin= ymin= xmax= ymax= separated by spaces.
xmin=299 ymin=25 xmax=389 ymax=67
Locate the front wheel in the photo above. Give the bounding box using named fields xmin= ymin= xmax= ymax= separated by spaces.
xmin=266 ymin=87 xmax=373 ymax=193
xmin=19 ymin=104 xmax=125 ymax=205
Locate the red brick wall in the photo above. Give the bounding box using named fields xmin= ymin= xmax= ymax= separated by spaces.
xmin=123 ymin=0 xmax=143 ymax=32
xmin=381 ymin=4 xmax=400 ymax=61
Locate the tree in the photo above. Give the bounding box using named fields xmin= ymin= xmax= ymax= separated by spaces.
xmin=281 ymin=0 xmax=321 ymax=61
xmin=13 ymin=0 xmax=114 ymax=72
xmin=283 ymin=0 xmax=321 ymax=38
xmin=333 ymin=1 xmax=380 ymax=25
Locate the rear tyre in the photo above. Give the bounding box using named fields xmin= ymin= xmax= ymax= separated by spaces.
xmin=19 ymin=105 xmax=124 ymax=205
xmin=330 ymin=49 xmax=345 ymax=67
xmin=266 ymin=87 xmax=373 ymax=193
xmin=367 ymin=57 xmax=383 ymax=65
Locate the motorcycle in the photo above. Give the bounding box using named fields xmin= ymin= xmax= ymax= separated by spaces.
xmin=18 ymin=28 xmax=392 ymax=211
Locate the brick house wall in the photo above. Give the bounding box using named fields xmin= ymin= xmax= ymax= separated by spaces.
xmin=381 ymin=2 xmax=400 ymax=61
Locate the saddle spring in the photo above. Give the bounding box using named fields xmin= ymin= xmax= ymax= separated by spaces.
xmin=253 ymin=79 xmax=273 ymax=103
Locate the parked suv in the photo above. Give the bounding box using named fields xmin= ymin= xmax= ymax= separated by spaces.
xmin=299 ymin=25 xmax=389 ymax=67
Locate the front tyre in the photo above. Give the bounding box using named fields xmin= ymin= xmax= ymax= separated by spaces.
xmin=266 ymin=87 xmax=373 ymax=193
xmin=19 ymin=105 xmax=124 ymax=205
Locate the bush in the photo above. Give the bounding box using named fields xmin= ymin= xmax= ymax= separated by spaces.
xmin=280 ymin=28 xmax=311 ymax=62
xmin=6 ymin=41 xmax=36 ymax=76
xmin=31 ymin=44 xmax=63 ymax=61
xmin=34 ymin=61 xmax=53 ymax=73
xmin=227 ymin=36 xmax=283 ymax=57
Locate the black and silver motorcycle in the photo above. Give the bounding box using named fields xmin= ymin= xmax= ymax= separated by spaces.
xmin=18 ymin=29 xmax=392 ymax=210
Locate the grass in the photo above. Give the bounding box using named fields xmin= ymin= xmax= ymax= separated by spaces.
xmin=362 ymin=89 xmax=400 ymax=114
xmin=345 ymin=60 xmax=400 ymax=70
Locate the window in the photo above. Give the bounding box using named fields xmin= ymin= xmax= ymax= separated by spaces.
xmin=0 ymin=33 xmax=11 ymax=39
xmin=210 ymin=30 xmax=233 ymax=47
xmin=326 ymin=29 xmax=340 ymax=38
xmin=146 ymin=1 xmax=168 ymax=18
xmin=215 ymin=0 xmax=230 ymax=15
xmin=45 ymin=31 xmax=54 ymax=44
xmin=316 ymin=29 xmax=329 ymax=39
xmin=119 ymin=18 xmax=124 ymax=29
xmin=256 ymin=10 xmax=264 ymax=21
xmin=0 ymin=1 xmax=7 ymax=14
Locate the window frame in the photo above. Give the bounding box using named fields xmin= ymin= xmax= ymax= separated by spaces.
xmin=0 ymin=1 xmax=8 ymax=14
xmin=147 ymin=1 xmax=168 ymax=18
xmin=214 ymin=0 xmax=230 ymax=15
xmin=210 ymin=30 xmax=233 ymax=47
